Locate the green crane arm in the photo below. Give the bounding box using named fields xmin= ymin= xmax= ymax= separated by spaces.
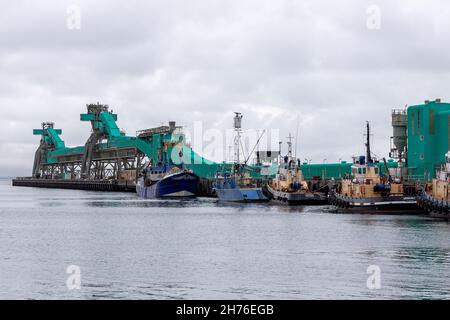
xmin=99 ymin=112 xmax=122 ymax=138
xmin=80 ymin=111 xmax=121 ymax=138
xmin=33 ymin=127 xmax=65 ymax=149
xmin=47 ymin=128 xmax=66 ymax=149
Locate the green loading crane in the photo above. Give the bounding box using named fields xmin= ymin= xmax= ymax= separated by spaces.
xmin=32 ymin=122 xmax=65 ymax=178
xmin=33 ymin=103 xmax=255 ymax=180
xmin=34 ymin=103 xmax=384 ymax=182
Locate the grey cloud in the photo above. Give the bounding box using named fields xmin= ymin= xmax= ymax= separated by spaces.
xmin=1 ymin=0 xmax=450 ymax=176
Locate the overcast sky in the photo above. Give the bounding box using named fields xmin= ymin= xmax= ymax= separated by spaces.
xmin=1 ymin=0 xmax=450 ymax=176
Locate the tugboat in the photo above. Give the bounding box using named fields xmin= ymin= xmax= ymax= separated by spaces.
xmin=416 ymin=152 xmax=450 ymax=218
xmin=328 ymin=122 xmax=417 ymax=213
xmin=265 ymin=134 xmax=328 ymax=205
xmin=213 ymin=112 xmax=269 ymax=203
xmin=136 ymin=163 xmax=199 ymax=199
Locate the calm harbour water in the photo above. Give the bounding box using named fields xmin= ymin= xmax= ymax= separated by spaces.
xmin=0 ymin=178 xmax=449 ymax=300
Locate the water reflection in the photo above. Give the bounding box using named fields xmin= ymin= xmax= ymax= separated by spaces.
xmin=394 ymin=247 xmax=450 ymax=264
xmin=2 ymin=179 xmax=450 ymax=299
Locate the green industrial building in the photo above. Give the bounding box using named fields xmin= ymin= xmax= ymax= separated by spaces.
xmin=406 ymin=99 xmax=450 ymax=180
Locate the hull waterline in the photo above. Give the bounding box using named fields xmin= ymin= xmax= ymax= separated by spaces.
xmin=264 ymin=185 xmax=328 ymax=206
xmin=137 ymin=172 xmax=199 ymax=199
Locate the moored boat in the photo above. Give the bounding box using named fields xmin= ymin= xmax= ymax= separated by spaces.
xmin=136 ymin=165 xmax=199 ymax=199
xmin=213 ymin=112 xmax=268 ymax=203
xmin=329 ymin=122 xmax=418 ymax=213
xmin=265 ymin=135 xmax=327 ymax=205
xmin=214 ymin=169 xmax=269 ymax=203
xmin=416 ymin=152 xmax=450 ymax=218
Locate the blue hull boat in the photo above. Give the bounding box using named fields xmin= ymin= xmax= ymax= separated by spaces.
xmin=213 ymin=171 xmax=268 ymax=203
xmin=211 ymin=112 xmax=269 ymax=203
xmin=137 ymin=171 xmax=199 ymax=199
xmin=215 ymin=187 xmax=269 ymax=202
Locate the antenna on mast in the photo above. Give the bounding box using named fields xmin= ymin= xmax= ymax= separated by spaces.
xmin=278 ymin=141 xmax=283 ymax=164
xmin=233 ymin=112 xmax=243 ymax=167
xmin=287 ymin=133 xmax=294 ymax=158
xmin=365 ymin=121 xmax=373 ymax=164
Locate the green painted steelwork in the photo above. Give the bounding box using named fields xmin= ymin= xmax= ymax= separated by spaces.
xmin=35 ymin=107 xmax=275 ymax=179
xmin=33 ymin=105 xmax=403 ymax=181
xmin=33 ymin=126 xmax=65 ymax=150
xmin=302 ymin=162 xmax=352 ymax=179
xmin=407 ymin=100 xmax=450 ymax=180
xmin=301 ymin=160 xmax=397 ymax=180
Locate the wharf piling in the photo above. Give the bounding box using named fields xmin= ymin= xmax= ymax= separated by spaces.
xmin=12 ymin=177 xmax=217 ymax=196
xmin=12 ymin=178 xmax=136 ymax=192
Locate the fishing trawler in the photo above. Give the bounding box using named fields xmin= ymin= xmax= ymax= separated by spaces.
xmin=214 ymin=167 xmax=268 ymax=202
xmin=136 ymin=162 xmax=199 ymax=199
xmin=136 ymin=124 xmax=199 ymax=199
xmin=265 ymin=134 xmax=327 ymax=205
xmin=213 ymin=113 xmax=269 ymax=202
xmin=416 ymin=152 xmax=450 ymax=218
xmin=328 ymin=122 xmax=417 ymax=213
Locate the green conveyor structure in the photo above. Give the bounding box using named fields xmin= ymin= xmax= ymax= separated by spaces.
xmin=33 ymin=126 xmax=65 ymax=150
xmin=32 ymin=104 xmax=279 ymax=180
xmin=32 ymin=103 xmax=409 ymax=181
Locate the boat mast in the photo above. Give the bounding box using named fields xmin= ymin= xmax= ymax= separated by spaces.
xmin=287 ymin=132 xmax=294 ymax=160
xmin=244 ymin=130 xmax=266 ymax=165
xmin=278 ymin=141 xmax=282 ymax=165
xmin=233 ymin=112 xmax=243 ymax=170
xmin=287 ymin=133 xmax=294 ymax=169
xmin=365 ymin=121 xmax=373 ymax=164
